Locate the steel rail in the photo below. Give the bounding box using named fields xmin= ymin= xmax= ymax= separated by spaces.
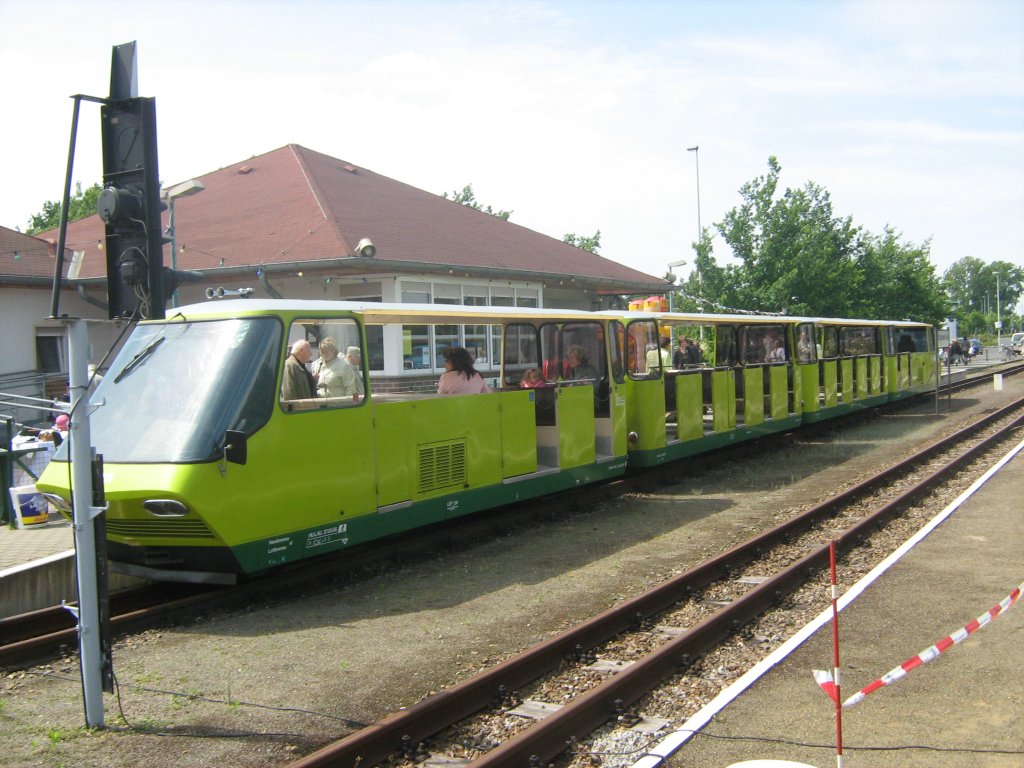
xmin=0 ymin=585 xmax=220 ymax=668
xmin=287 ymin=397 xmax=1024 ymax=768
xmin=469 ymin=401 xmax=1024 ymax=768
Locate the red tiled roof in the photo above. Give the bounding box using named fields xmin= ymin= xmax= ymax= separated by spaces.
xmin=0 ymin=226 xmax=68 ymax=280
xmin=26 ymin=145 xmax=664 ymax=290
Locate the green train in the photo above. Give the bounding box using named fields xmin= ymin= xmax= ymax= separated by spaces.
xmin=37 ymin=300 xmax=935 ymax=583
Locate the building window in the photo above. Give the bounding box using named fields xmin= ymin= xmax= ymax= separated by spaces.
xmin=36 ymin=330 xmax=67 ymax=374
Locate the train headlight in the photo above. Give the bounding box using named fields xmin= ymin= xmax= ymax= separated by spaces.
xmin=143 ymin=499 xmax=190 ymax=517
xmin=627 ymin=431 xmax=639 ymax=443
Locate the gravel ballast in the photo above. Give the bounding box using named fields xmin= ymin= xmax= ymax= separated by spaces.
xmin=2 ymin=381 xmax=1021 ymax=768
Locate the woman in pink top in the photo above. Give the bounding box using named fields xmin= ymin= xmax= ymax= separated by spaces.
xmin=437 ymin=347 xmax=490 ymax=395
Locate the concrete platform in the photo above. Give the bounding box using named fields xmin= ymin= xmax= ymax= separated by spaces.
xmin=0 ymin=518 xmax=143 ymax=617
xmin=653 ymin=440 xmax=1024 ymax=768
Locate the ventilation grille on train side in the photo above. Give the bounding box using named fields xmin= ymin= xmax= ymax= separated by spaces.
xmin=417 ymin=439 xmax=467 ymax=493
xmin=105 ymin=518 xmax=216 ymax=540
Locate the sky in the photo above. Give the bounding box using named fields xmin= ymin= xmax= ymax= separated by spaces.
xmin=1 ymin=0 xmax=1022 ymax=287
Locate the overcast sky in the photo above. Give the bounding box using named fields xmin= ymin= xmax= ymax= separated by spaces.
xmin=1 ymin=0 xmax=1021 ymax=285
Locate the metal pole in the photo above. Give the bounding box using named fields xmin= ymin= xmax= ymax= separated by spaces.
xmin=50 ymin=97 xmax=83 ymax=319
xmin=687 ymin=145 xmax=702 ymax=239
xmin=169 ymin=197 xmax=178 ymax=308
xmin=996 ymin=274 xmax=1001 ymax=348
xmin=67 ymin=319 xmax=105 ymax=727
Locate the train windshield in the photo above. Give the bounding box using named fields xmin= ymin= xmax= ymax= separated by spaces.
xmin=60 ymin=317 xmax=281 ymax=463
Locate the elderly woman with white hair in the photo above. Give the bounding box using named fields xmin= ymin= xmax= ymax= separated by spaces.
xmin=315 ymin=338 xmax=361 ymax=399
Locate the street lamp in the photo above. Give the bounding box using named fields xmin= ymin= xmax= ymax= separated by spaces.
xmin=667 ymin=259 xmax=688 ymax=281
xmin=162 ymin=179 xmax=205 ymax=307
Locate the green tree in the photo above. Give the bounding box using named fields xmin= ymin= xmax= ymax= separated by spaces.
xmin=854 ymin=227 xmax=948 ymax=324
xmin=27 ymin=182 xmax=103 ymax=235
xmin=943 ymin=258 xmax=1024 ymax=337
xmin=715 ymin=156 xmax=862 ymax=316
xmin=698 ymin=157 xmax=945 ymax=322
xmin=942 ymin=256 xmax=987 ymax=314
xmin=442 ymin=184 xmax=512 ymax=220
xmin=562 ymin=230 xmax=601 ymax=254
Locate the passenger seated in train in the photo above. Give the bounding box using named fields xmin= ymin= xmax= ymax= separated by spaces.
xmin=673 ymin=336 xmax=702 ymax=368
xmin=796 ymin=330 xmax=814 ymax=363
xmin=566 ymin=345 xmax=599 ymax=381
xmin=281 ymin=339 xmax=316 ymax=401
xmin=519 ymin=368 xmax=545 ymax=388
xmin=438 ymin=346 xmax=490 ymax=395
xmin=897 ymin=334 xmax=917 ymax=353
xmin=768 ymin=337 xmax=787 ymax=362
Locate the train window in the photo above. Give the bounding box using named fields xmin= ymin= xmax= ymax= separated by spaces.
xmin=77 ymin=317 xmax=282 ymax=463
xmin=715 ymin=326 xmax=738 ymax=367
xmin=610 ymin=321 xmax=626 ymax=383
xmin=739 ymin=324 xmax=786 ymax=364
xmin=820 ymin=327 xmax=839 ymax=358
xmin=503 ymin=323 xmax=541 ymax=385
xmin=282 ymin=319 xmax=366 ymax=409
xmin=540 ymin=323 xmax=561 ymax=381
xmin=561 ymin=322 xmax=606 ymax=382
xmin=882 ymin=327 xmax=896 ymax=356
xmin=795 ymin=323 xmax=816 ymax=363
xmin=626 ymin=320 xmax=660 ymax=378
xmin=840 ymin=326 xmax=878 ymax=356
xmin=905 ymin=329 xmax=937 ymax=356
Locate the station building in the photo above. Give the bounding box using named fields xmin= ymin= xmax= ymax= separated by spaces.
xmin=0 ymin=144 xmax=667 ymax=416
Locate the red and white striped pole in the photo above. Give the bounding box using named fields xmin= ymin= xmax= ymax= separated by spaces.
xmin=813 ymin=542 xmax=845 ymax=766
xmin=828 ymin=540 xmax=844 ymax=768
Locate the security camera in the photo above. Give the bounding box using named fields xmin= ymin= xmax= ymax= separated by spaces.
xmin=355 ymin=238 xmax=376 ymax=258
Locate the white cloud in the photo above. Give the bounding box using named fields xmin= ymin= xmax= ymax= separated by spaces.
xmin=1 ymin=0 xmax=1021 ymax=282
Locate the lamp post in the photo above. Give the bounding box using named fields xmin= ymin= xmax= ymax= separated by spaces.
xmin=995 ymin=273 xmax=1002 ymax=348
xmin=663 ymin=260 xmax=688 ymax=311
xmin=163 ymin=179 xmax=205 ymax=307
xmin=686 ymin=145 xmax=702 ymax=241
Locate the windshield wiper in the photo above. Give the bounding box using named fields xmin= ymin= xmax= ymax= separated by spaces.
xmin=114 ymin=336 xmax=166 ymax=383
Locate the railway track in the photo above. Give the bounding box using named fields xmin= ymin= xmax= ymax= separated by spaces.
xmin=284 ymin=392 xmax=1024 ymax=768
xmin=1 ymin=363 xmax=1020 ymax=671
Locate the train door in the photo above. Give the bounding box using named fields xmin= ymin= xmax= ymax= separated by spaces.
xmin=606 ymin=321 xmax=629 ymax=457
xmin=794 ymin=322 xmax=817 ymax=414
xmin=273 ymin=317 xmax=377 ymax=547
xmin=624 ymin=318 xmax=668 ymax=451
xmin=819 ymin=326 xmax=839 ymax=408
xmin=711 ymin=325 xmax=738 ymax=432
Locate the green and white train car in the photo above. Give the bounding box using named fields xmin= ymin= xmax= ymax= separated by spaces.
xmin=37 ymin=300 xmax=935 ymax=582
xmin=38 ymin=300 xmax=631 ymax=582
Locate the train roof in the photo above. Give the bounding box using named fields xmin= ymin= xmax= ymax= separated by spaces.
xmin=168 ymin=299 xmax=931 ymax=329
xmin=598 ymin=309 xmax=932 ymax=328
xmin=170 ymin=299 xmax=602 ymax=325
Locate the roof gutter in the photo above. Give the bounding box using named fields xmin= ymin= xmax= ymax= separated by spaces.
xmin=14 ymin=257 xmax=670 ymax=295
xmin=189 ymin=256 xmax=668 ymax=294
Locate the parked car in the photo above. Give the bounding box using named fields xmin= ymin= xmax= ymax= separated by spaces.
xmin=967 ymin=338 xmax=982 ymax=358
xmin=1010 ymin=333 xmax=1024 ymax=356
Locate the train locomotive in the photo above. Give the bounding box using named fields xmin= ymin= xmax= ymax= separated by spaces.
xmin=37 ymin=300 xmax=935 ymax=583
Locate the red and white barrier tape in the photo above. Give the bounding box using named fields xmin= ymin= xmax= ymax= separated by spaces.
xmin=817 ymin=581 xmax=1023 ymax=708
